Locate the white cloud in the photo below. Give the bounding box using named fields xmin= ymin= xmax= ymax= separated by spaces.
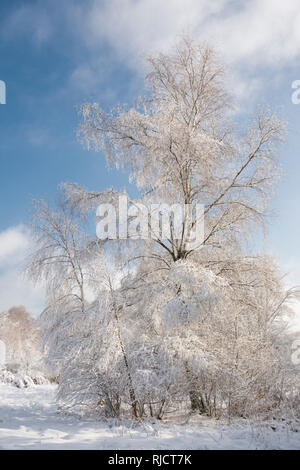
xmin=75 ymin=0 xmax=300 ymax=69
xmin=4 ymin=1 xmax=300 ymax=76
xmin=2 ymin=0 xmax=274 ymax=107
xmin=0 ymin=226 xmax=45 ymax=318
xmin=4 ymin=0 xmax=300 ymax=102
xmin=65 ymin=0 xmax=300 ymax=103
xmin=75 ymin=0 xmax=227 ymax=73
xmin=1 ymin=4 xmax=53 ymax=46
xmin=0 ymin=226 xmax=30 ymax=263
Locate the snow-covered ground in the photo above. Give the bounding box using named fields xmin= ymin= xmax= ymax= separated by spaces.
xmin=0 ymin=383 xmax=299 ymax=450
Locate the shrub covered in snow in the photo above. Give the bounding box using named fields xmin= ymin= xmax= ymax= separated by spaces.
xmin=0 ymin=368 xmax=50 ymax=388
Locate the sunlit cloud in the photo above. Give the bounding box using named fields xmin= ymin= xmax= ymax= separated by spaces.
xmin=0 ymin=226 xmax=45 ymax=318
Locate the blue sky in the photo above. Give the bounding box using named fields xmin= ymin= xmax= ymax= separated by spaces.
xmin=0 ymin=0 xmax=300 ymax=327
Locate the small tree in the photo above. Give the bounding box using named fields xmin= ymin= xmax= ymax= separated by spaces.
xmin=0 ymin=306 xmax=41 ymax=373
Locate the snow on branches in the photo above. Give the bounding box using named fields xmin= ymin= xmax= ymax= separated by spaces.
xmin=27 ymin=37 xmax=299 ymax=420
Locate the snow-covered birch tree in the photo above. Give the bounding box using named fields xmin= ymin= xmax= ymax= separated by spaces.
xmin=28 ymin=36 xmax=300 ymax=419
